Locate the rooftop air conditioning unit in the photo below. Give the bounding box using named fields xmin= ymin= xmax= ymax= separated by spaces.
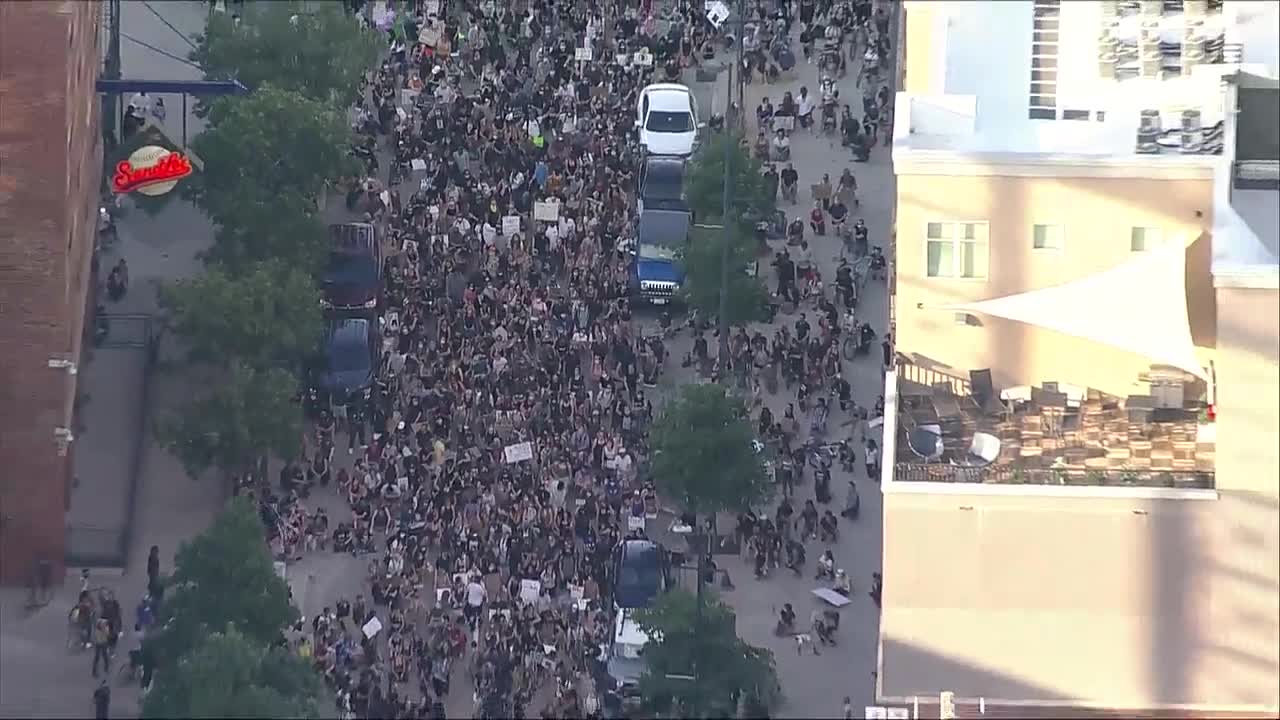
xmin=1099 ymin=0 xmax=1119 ymax=22
xmin=1136 ymin=108 xmax=1163 ymax=153
xmin=1139 ymin=0 xmax=1162 ymax=18
xmin=1180 ymin=109 xmax=1204 ymax=153
xmin=1140 ymin=23 xmax=1162 ymax=77
xmin=1183 ymin=0 xmax=1208 ymax=19
xmin=1098 ymin=29 xmax=1119 ymax=78
xmin=1182 ymin=25 xmax=1205 ymax=75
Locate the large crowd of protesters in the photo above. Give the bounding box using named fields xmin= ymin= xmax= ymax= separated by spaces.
xmin=236 ymin=0 xmax=892 ymax=717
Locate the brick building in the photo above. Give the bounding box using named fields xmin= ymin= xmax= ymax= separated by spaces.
xmin=0 ymin=1 xmax=104 ymax=585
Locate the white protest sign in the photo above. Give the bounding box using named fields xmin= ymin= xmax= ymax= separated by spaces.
xmin=533 ymin=200 xmax=560 ymax=222
xmin=705 ymin=0 xmax=730 ymax=28
xmin=575 ymin=47 xmax=593 ymax=62
xmin=503 ymin=441 xmax=534 ymax=464
xmin=400 ymin=89 xmax=420 ymax=106
xmin=633 ymin=49 xmax=654 ymax=67
xmin=362 ymin=616 xmax=383 ymax=639
xmin=616 ymin=53 xmax=630 ymax=66
xmin=519 ymin=579 xmax=541 ymax=605
xmin=403 ymin=238 xmax=418 ymax=254
xmin=424 ymin=0 xmax=441 ymax=15
xmin=501 ymin=216 xmax=521 ymax=236
xmin=410 ymin=158 xmax=428 ymax=173
xmin=627 ymin=515 xmax=645 ymax=532
xmin=419 ymin=26 xmax=440 ymax=46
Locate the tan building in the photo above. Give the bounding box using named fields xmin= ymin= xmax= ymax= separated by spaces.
xmin=877 ymin=1 xmax=1279 ymax=717
xmin=0 ymin=1 xmax=104 ymax=585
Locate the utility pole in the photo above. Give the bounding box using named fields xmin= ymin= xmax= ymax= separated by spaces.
xmin=103 ymin=0 xmax=123 ymax=148
xmin=715 ymin=0 xmax=746 ymax=374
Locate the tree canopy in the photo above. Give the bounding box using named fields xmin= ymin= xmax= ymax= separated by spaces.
xmin=685 ymin=133 xmax=775 ymax=223
xmin=191 ymin=1 xmax=380 ymax=110
xmin=143 ymin=625 xmax=321 ymax=719
xmin=678 ymin=225 xmax=771 ymax=326
xmin=146 ymin=498 xmax=297 ymax=665
xmin=159 ymin=259 xmax=323 ymax=370
xmin=155 ymin=362 xmax=304 ymax=479
xmin=635 ymin=589 xmax=780 ymax=718
xmin=188 ymin=84 xmax=354 ymax=223
xmin=648 ymin=384 xmax=773 ymax=516
xmin=202 ymin=195 xmax=329 ymax=274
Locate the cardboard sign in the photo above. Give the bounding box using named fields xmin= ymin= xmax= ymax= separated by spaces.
xmin=504 ymin=441 xmax=534 ymax=464
xmin=533 ymin=200 xmax=560 ymax=222
xmin=774 ymin=115 xmax=795 ymax=131
xmin=519 ymin=579 xmax=541 ymax=605
xmin=362 ymin=616 xmax=384 ymax=639
xmin=575 ymin=47 xmax=593 ymax=62
xmin=419 ymin=26 xmax=440 ymax=46
xmin=501 ymin=215 xmax=521 ymax=236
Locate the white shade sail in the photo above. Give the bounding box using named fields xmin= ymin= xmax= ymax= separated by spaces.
xmin=941 ymin=242 xmax=1208 ymax=379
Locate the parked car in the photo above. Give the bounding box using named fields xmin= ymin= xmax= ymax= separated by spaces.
xmin=322 ymin=222 xmax=381 ymax=311
xmin=609 ymin=539 xmax=672 ymax=703
xmin=636 ymin=83 xmax=703 ymax=157
xmin=637 ymin=155 xmax=688 ymax=215
xmin=320 ymin=316 xmax=379 ymax=397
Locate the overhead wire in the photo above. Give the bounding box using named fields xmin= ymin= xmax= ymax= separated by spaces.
xmin=120 ymin=32 xmax=205 ymax=72
xmin=141 ymin=1 xmax=201 ymax=54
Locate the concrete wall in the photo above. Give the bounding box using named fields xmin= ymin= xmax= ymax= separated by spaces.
xmin=1212 ymin=287 xmax=1280 ymax=495
xmin=880 ymin=488 xmax=1280 ymax=711
xmin=893 ymin=172 xmax=1217 ymax=396
xmin=902 ymin=2 xmax=941 ymax=95
xmin=0 ymin=1 xmax=103 ymax=585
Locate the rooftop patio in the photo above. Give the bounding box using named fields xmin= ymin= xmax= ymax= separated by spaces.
xmin=891 ymin=359 xmax=1216 ymax=489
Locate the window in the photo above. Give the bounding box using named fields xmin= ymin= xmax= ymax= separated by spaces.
xmin=1032 ymin=224 xmax=1064 ymax=250
xmin=1131 ymin=227 xmax=1162 ymax=251
xmin=926 ymin=222 xmax=989 ymax=279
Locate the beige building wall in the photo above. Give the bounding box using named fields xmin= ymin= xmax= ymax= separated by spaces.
xmin=902 ymin=2 xmax=940 ymax=95
xmin=1212 ymin=287 xmax=1280 ymax=495
xmin=894 ymin=172 xmax=1217 ymax=397
xmin=880 ymin=488 xmax=1280 ymax=710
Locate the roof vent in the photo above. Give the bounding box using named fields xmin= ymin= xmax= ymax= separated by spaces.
xmin=1137 ymin=109 xmax=1163 ymax=153
xmin=1139 ymin=23 xmax=1163 ymax=78
xmin=1180 ymin=110 xmax=1203 ymax=154
xmin=1098 ymin=28 xmax=1119 ymax=78
xmin=1182 ymin=24 xmax=1204 ymax=75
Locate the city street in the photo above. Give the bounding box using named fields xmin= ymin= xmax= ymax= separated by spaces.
xmin=0 ymin=2 xmax=896 ymax=718
xmin=647 ymin=38 xmax=897 ymax=719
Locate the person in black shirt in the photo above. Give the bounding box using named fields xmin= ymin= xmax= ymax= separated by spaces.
xmin=780 ymin=163 xmax=799 ymax=203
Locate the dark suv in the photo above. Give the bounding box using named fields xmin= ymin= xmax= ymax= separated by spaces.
xmin=320 ymin=317 xmax=379 ymax=398
xmin=322 ymin=222 xmax=381 ymax=311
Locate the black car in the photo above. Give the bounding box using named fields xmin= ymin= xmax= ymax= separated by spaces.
xmin=320 ymin=316 xmax=379 ymax=397
xmin=322 ymin=222 xmax=382 ymax=311
xmin=637 ymin=155 xmax=687 ymax=214
xmin=612 ymin=538 xmax=671 ymax=609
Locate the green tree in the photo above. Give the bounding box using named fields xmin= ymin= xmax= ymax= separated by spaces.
xmin=635 ymin=589 xmax=780 ymax=718
xmin=155 ymin=362 xmax=304 ymax=479
xmin=649 ymin=384 xmax=773 ymax=518
xmin=685 ymin=133 xmax=774 ymax=223
xmin=146 ymin=498 xmax=298 ymax=665
xmin=143 ymin=625 xmax=322 ymax=719
xmin=202 ymin=195 xmax=329 ymax=274
xmin=187 ymin=84 xmax=354 ymax=225
xmin=159 ymin=259 xmax=323 ymax=370
xmin=678 ymin=225 xmax=771 ymax=326
xmin=191 ymin=1 xmax=380 ymax=110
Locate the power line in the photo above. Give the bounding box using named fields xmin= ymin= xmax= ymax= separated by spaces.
xmin=120 ymin=32 xmax=205 ymax=72
xmin=141 ymin=1 xmax=201 ymax=53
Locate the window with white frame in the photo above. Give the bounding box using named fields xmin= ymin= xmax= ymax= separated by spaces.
xmin=926 ymin=221 xmax=989 ymax=279
xmin=1032 ymin=223 xmax=1064 ymax=250
xmin=1130 ymin=227 xmax=1163 ymax=252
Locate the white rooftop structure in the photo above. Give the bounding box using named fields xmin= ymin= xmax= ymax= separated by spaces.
xmin=893 ymin=0 xmax=1278 ymax=165
xmin=1212 ymin=71 xmax=1280 ymax=288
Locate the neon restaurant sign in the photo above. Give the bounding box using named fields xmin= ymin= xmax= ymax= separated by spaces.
xmin=111 ymin=145 xmax=193 ymax=196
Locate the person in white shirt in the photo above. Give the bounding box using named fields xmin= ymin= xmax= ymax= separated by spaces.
xmin=464 ymin=576 xmax=486 ymax=628
xmin=128 ymin=92 xmax=151 ymax=116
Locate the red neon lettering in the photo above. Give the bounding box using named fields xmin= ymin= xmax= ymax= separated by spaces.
xmin=111 ymin=152 xmax=193 ymax=193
